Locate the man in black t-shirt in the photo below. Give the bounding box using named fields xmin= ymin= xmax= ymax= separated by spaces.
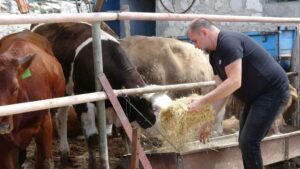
xmin=187 ymin=18 xmax=290 ymax=169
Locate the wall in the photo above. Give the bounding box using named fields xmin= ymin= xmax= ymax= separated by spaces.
xmin=156 ymin=0 xmax=300 ymax=36
xmin=0 ymin=0 xmax=89 ymax=38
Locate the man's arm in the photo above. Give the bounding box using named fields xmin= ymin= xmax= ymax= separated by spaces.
xmin=189 ymin=58 xmax=242 ymax=112
xmin=201 ymin=58 xmax=242 ymax=105
xmin=212 ymin=75 xmax=228 ymax=114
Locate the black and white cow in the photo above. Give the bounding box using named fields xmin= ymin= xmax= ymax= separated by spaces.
xmin=31 ymin=22 xmax=172 ymax=168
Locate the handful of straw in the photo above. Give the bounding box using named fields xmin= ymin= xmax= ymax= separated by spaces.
xmin=159 ymin=94 xmax=215 ymax=151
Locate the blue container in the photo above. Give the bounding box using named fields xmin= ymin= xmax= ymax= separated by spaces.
xmin=278 ymin=26 xmax=297 ymax=71
xmin=245 ymin=31 xmax=279 ymax=61
xmin=94 ymin=0 xmax=156 ymax=37
xmin=99 ymin=0 xmax=121 ymax=36
xmin=175 ymin=27 xmax=297 ymax=72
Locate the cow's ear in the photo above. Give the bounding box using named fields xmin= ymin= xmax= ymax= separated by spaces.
xmin=13 ymin=54 xmax=35 ymax=72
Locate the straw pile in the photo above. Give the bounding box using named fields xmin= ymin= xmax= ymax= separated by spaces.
xmin=159 ymin=94 xmax=215 ymax=151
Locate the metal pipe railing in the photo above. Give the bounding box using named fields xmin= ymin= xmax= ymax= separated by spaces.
xmin=1 ymin=12 xmax=300 ymax=25
xmin=0 ymin=13 xmax=117 ymax=24
xmin=0 ymin=81 xmax=216 ymax=117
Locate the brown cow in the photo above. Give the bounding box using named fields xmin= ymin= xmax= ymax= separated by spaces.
xmin=0 ymin=31 xmax=65 ymax=169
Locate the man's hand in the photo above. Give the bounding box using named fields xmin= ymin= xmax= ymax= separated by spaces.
xmin=188 ymin=97 xmax=206 ymax=113
xmin=199 ymin=121 xmax=213 ymax=144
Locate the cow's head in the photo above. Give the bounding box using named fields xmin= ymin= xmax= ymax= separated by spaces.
xmin=119 ymin=96 xmax=156 ymax=129
xmin=143 ymin=92 xmax=172 ymax=115
xmin=0 ymin=55 xmax=34 ymax=134
xmin=120 ymin=92 xmax=172 ymax=129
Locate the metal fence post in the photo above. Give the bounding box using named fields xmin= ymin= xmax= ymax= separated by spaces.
xmin=130 ymin=128 xmax=140 ymax=169
xmin=92 ymin=22 xmax=109 ymax=169
xmin=297 ymin=25 xmax=300 ymax=126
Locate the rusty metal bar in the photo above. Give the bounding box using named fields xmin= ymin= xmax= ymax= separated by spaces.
xmin=99 ymin=74 xmax=153 ymax=169
xmin=130 ymin=128 xmax=140 ymax=169
xmin=286 ymin=71 xmax=298 ymax=77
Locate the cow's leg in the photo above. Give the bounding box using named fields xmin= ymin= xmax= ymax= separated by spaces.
xmin=213 ymin=106 xmax=225 ymax=136
xmin=34 ymin=111 xmax=53 ymax=169
xmin=120 ymin=128 xmax=131 ymax=154
xmin=0 ymin=138 xmax=19 ymax=169
xmin=106 ymin=107 xmax=115 ymax=136
xmin=55 ymin=106 xmax=70 ymax=165
xmin=270 ymin=114 xmax=284 ymax=135
xmin=81 ymin=103 xmax=98 ymax=139
xmin=211 ymin=97 xmax=228 ymax=137
xmin=77 ymin=102 xmax=98 ymax=169
xmin=19 ymin=149 xmax=27 ymax=168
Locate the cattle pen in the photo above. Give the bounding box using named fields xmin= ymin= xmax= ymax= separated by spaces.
xmin=1 ymin=12 xmax=300 ymax=169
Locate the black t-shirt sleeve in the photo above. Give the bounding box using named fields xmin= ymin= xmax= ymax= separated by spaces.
xmin=219 ymin=37 xmax=243 ymax=67
xmin=209 ymin=55 xmax=218 ymax=75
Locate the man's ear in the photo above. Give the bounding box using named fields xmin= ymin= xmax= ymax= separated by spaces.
xmin=200 ymin=28 xmax=208 ymax=36
xmin=13 ymin=54 xmax=35 ymax=73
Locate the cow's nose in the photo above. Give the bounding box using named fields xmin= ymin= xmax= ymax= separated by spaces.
xmin=153 ymin=107 xmax=160 ymax=117
xmin=0 ymin=122 xmax=13 ymax=134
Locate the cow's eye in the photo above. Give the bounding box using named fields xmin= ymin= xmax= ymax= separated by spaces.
xmin=11 ymin=86 xmax=19 ymax=96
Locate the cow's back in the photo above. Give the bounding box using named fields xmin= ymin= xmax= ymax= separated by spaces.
xmin=32 ymin=23 xmax=91 ymax=65
xmin=121 ymin=36 xmax=214 ymax=98
xmin=0 ymin=30 xmax=54 ymax=56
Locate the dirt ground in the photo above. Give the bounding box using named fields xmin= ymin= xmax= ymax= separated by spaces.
xmin=24 ymin=135 xmax=126 ymax=169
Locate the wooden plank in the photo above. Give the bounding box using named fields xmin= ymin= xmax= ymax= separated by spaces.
xmin=15 ymin=0 xmax=29 ymax=13
xmin=131 ymin=128 xmax=140 ymax=169
xmin=93 ymin=0 xmax=105 ymax=12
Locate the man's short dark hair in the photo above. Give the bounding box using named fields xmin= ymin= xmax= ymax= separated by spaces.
xmin=189 ymin=18 xmax=216 ymax=33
